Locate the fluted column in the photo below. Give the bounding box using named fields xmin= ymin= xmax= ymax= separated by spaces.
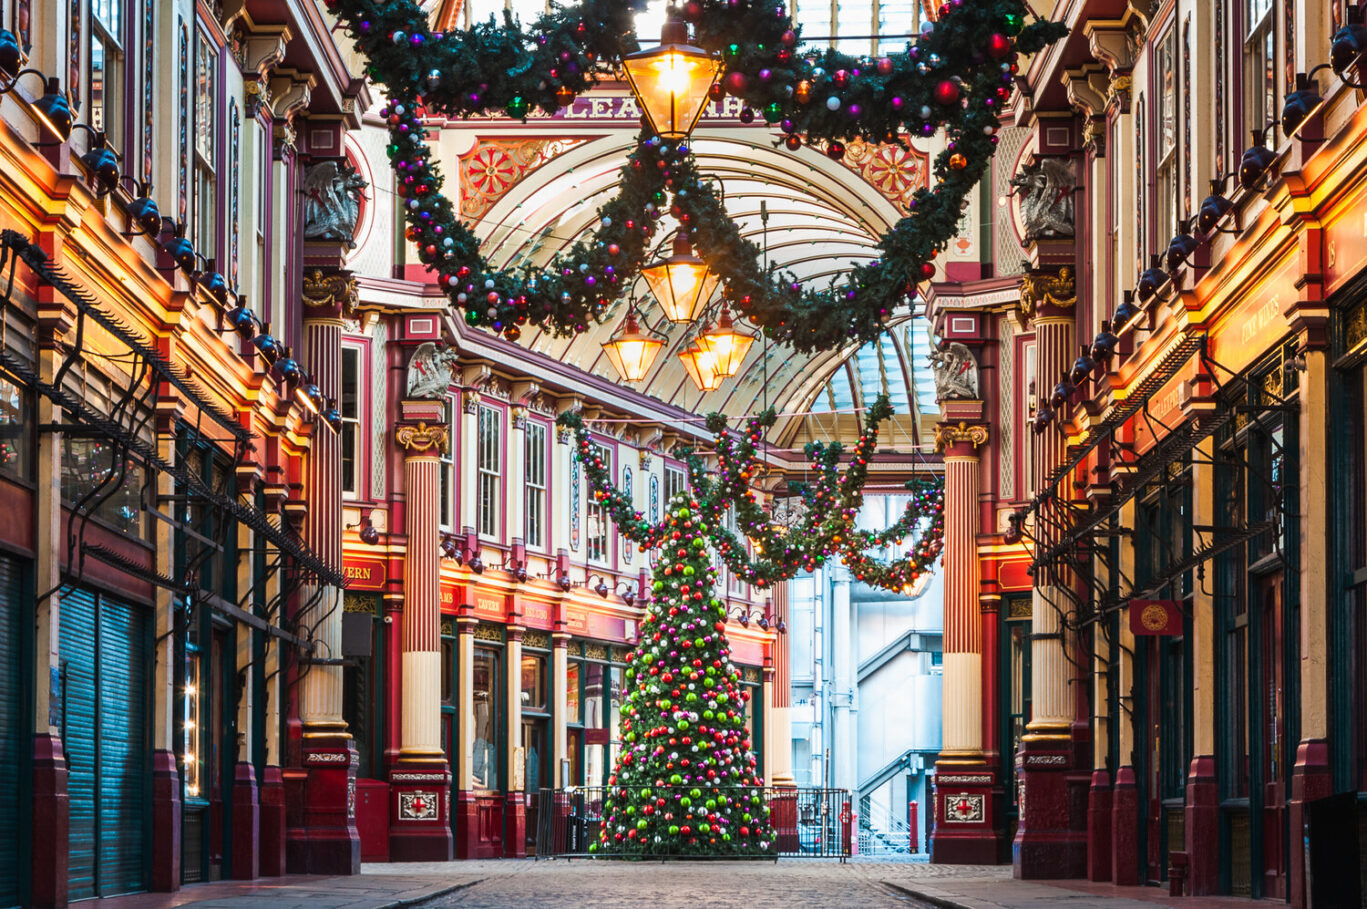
xmin=299 ymin=307 xmax=346 ymax=734
xmin=287 ymin=269 xmax=359 ymax=875
xmin=397 ymin=422 xmax=447 ymax=759
xmin=1028 ymin=310 xmax=1075 ymax=732
xmin=930 ymin=419 xmax=995 ymax=864
xmin=387 ymin=419 xmax=454 ymax=861
xmin=1014 ymin=271 xmax=1085 ymax=881
xmin=936 ymin=423 xmax=988 ymax=755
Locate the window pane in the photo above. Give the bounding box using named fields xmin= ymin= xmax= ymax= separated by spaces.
xmin=566 ymin=660 xmax=581 ymax=724
xmin=525 ymin=422 xmax=546 ymax=548
xmin=473 ymin=648 xmax=500 ymax=790
xmin=521 ymin=654 xmax=546 ymax=711
xmin=0 ymin=376 xmax=32 ymax=480
xmin=341 ymin=347 xmax=360 ymax=496
xmin=478 ymin=406 xmax=502 ymax=538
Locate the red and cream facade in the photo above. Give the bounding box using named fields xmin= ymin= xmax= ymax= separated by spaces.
xmin=928 ymin=0 xmax=1367 ymax=903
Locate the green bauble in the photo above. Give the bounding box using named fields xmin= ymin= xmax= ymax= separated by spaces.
xmin=505 ymin=95 xmax=529 ymax=118
xmin=464 ymin=309 xmax=481 ymax=326
xmin=1003 ymin=11 xmax=1024 ymax=34
xmin=762 ymin=102 xmax=783 ymax=123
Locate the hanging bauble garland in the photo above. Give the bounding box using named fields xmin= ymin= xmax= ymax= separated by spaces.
xmin=324 ymin=0 xmax=1065 ymax=353
xmin=558 ymin=394 xmax=943 ymax=591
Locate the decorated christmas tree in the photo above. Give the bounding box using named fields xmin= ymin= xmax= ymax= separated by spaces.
xmin=559 ymin=396 xmax=944 ymax=856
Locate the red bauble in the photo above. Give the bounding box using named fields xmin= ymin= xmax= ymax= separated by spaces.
xmin=877 ymin=57 xmax=894 ymax=75
xmin=683 ymin=0 xmax=703 ymax=19
xmin=832 ymin=69 xmax=850 ymax=88
xmin=935 ymin=80 xmax=961 ymax=105
xmin=826 ymin=141 xmax=845 ymax=160
xmin=784 ymin=133 xmax=802 ymax=151
xmin=919 ymin=262 xmax=936 ymax=279
xmin=723 ymin=71 xmax=749 ymax=94
xmin=988 ymin=33 xmax=1012 ymax=58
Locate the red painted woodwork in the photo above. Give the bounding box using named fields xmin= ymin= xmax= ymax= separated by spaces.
xmin=230 ymin=762 xmax=260 ymax=880
xmin=1086 ymin=770 xmax=1111 ymax=881
xmin=1184 ymin=755 xmax=1218 ymax=895
xmin=0 ymin=478 xmax=33 ymax=554
xmin=150 ymin=749 xmax=181 ymax=891
xmin=259 ymin=766 xmax=287 ymax=877
xmin=503 ymin=792 xmax=526 ymax=858
xmin=772 ymin=790 xmax=799 ymax=853
xmin=30 ymin=734 xmax=68 ymax=909
xmin=454 ymin=791 xmax=504 ymax=858
xmin=355 ymin=778 xmax=391 ymax=862
xmin=1288 ymin=739 xmax=1332 ymax=909
xmin=1110 ymin=765 xmax=1140 ymax=886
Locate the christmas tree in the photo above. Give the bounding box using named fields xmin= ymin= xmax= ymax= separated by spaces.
xmin=599 ymin=495 xmax=772 ymax=856
xmin=559 ymin=396 xmax=944 ymax=856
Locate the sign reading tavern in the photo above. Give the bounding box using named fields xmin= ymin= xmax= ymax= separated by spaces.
xmin=342 ymin=557 xmax=386 ymax=591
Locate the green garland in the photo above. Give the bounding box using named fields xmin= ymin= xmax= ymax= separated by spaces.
xmin=557 ymin=393 xmax=942 ymax=591
xmin=324 ymin=0 xmax=1065 ymax=352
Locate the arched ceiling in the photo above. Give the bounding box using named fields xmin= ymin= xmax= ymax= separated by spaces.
xmin=447 ymin=116 xmax=941 ymax=438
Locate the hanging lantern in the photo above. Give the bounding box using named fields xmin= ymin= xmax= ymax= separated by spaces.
xmin=698 ymin=307 xmax=755 ymax=377
xmin=601 ymin=308 xmax=666 ymax=382
xmin=640 ymin=234 xmax=720 ymax=323
xmin=621 ymin=16 xmax=722 ymax=140
xmin=678 ymin=341 xmax=723 ymax=392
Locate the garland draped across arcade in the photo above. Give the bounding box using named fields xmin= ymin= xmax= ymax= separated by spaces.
xmin=558 ymin=398 xmax=943 ymax=855
xmin=323 ymin=0 xmax=1065 ymax=351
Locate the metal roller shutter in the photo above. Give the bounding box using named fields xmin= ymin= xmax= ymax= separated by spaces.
xmin=0 ymin=554 xmax=24 ymax=908
xmin=61 ymin=587 xmax=99 ymax=902
xmin=60 ymin=587 xmax=149 ymax=900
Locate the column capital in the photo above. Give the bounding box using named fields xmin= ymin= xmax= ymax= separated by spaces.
xmin=301 ymin=268 xmax=357 ymax=322
xmin=1018 ymin=266 xmax=1077 ymax=320
xmin=934 ymin=421 xmax=989 ymax=454
xmin=396 ymin=422 xmax=450 ymax=456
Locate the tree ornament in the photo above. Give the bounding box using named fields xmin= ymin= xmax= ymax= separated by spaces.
xmin=935 ymin=80 xmax=961 ymax=104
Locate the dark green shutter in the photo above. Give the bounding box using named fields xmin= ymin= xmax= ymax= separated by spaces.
xmin=60 ymin=587 xmax=149 ymax=899
xmin=0 ymin=555 xmax=24 ymax=908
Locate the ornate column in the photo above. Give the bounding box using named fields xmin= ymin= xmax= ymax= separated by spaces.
xmin=260 ymin=475 xmax=288 ymax=877
xmin=1015 ymin=267 xmax=1086 ymax=880
xmin=232 ymin=480 xmax=260 ymax=880
xmin=552 ymin=632 xmax=570 ymax=782
xmin=389 ymin=419 xmax=454 ymax=861
xmin=930 ymin=420 xmax=995 ymax=863
xmin=287 ymin=268 xmax=360 ymax=875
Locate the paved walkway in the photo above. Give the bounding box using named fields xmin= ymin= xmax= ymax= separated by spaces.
xmin=88 ymin=858 xmax=1270 ymax=909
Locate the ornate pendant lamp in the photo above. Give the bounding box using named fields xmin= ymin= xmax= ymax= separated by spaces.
xmin=698 ymin=306 xmax=755 ymax=377
xmin=622 ymin=16 xmax=722 ymax=141
xmin=678 ymin=340 xmax=723 ymax=392
xmin=640 ymin=234 xmax=720 ymax=323
xmin=601 ymin=307 xmax=666 ymax=382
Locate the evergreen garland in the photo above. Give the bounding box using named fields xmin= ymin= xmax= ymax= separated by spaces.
xmin=324 ymin=0 xmax=1065 ymax=353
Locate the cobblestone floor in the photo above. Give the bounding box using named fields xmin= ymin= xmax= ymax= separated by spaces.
xmin=91 ymin=858 xmax=1268 ymax=909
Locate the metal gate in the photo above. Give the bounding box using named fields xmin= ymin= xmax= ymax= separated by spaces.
xmin=534 ymin=786 xmax=851 ymax=859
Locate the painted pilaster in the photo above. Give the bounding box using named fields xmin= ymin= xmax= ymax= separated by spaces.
xmin=260 ymin=481 xmax=288 ymax=877
xmin=231 ymin=512 xmax=260 ymax=881
xmin=459 ymin=391 xmax=480 ymax=538
xmin=1111 ymin=499 xmax=1140 ymax=886
xmin=931 ymin=419 xmax=996 ymax=863
xmin=288 ymin=268 xmax=359 ymax=875
xmin=31 ymin=292 xmax=71 ymax=909
xmin=504 ymin=629 xmax=526 ymax=856
xmin=453 ymin=617 xmax=479 ymax=857
xmin=150 ymin=410 xmax=181 ymax=892
xmin=508 ymin=407 xmax=527 ymax=547
xmin=1185 ymin=435 xmax=1219 ymax=893
xmin=389 ymin=419 xmax=453 ymax=861
xmin=766 ymin=584 xmax=794 ymax=787
xmin=829 ymin=569 xmax=854 ymax=793
xmin=552 ymin=632 xmax=570 ymax=783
